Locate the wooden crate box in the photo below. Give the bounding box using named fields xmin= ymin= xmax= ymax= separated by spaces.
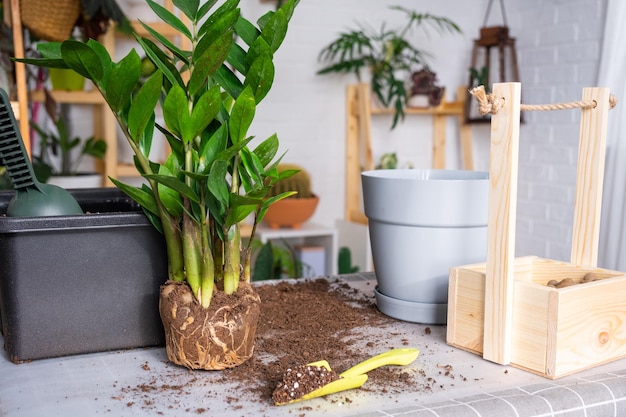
xmin=447 ymin=83 xmax=626 ymax=379
xmin=448 ymin=257 xmax=626 ymax=378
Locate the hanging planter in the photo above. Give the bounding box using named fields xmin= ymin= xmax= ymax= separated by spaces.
xmin=19 ymin=0 xmax=80 ymax=42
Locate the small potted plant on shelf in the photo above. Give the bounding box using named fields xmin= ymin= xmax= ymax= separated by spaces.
xmin=317 ymin=6 xmax=461 ymax=128
xmin=31 ymin=113 xmax=107 ymax=188
xmin=18 ymin=0 xmax=299 ymax=370
xmin=408 ymin=67 xmax=445 ymax=108
xmin=263 ymin=163 xmax=319 ymax=229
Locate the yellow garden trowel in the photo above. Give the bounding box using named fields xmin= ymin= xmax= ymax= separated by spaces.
xmin=274 ymin=347 xmax=419 ymax=405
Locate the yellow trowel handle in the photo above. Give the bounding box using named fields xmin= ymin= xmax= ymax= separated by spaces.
xmin=339 ymin=348 xmax=419 ymax=378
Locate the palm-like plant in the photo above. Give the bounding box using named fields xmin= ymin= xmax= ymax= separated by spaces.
xmin=317 ymin=6 xmax=461 ymax=128
xmin=19 ymin=0 xmax=298 ymax=309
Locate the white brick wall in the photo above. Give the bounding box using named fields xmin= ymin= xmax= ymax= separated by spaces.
xmin=68 ymin=1 xmax=609 ymax=262
xmin=508 ymin=0 xmax=607 ymax=260
xmin=239 ymin=0 xmax=492 ymax=229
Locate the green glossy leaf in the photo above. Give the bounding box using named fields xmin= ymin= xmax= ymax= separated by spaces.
xmin=162 ymin=84 xmax=189 ymax=141
xmin=103 ymin=50 xmax=141 ymax=112
xmin=234 ymin=15 xmax=260 ymax=46
xmin=139 ymin=112 xmax=156 ymax=158
xmin=260 ymin=8 xmax=288 ymax=53
xmin=144 ymin=174 xmax=200 ymax=203
xmin=60 ymin=41 xmax=103 ymax=81
xmin=195 ymin=9 xmax=239 ymax=60
xmin=199 ymin=124 xmax=228 ymax=173
xmin=147 ymin=0 xmax=192 ymax=40
xmin=229 ymin=86 xmax=255 ymax=144
xmin=137 ymin=36 xmax=185 ymax=88
xmin=207 ymin=160 xmax=229 ymax=211
xmin=37 ymin=42 xmax=62 ymax=59
xmin=139 ymin=21 xmax=187 ymax=63
xmin=156 ymin=164 xmax=184 ymax=218
xmin=172 ymin=0 xmax=199 ymax=20
xmin=215 ymin=136 xmax=253 ymax=164
xmin=253 ymin=133 xmax=279 ymax=167
xmin=128 ymin=70 xmax=162 ymax=143
xmin=188 ymin=86 xmax=222 ymax=142
xmin=189 ymin=30 xmax=234 ymax=96
xmin=197 ymin=0 xmax=219 ymax=21
xmin=158 ymin=124 xmax=185 ymax=161
xmin=226 ymin=42 xmax=246 ymax=74
xmin=246 ymin=37 xmax=271 ymax=73
xmin=86 ymin=39 xmax=113 ymax=71
xmin=214 ymin=65 xmax=243 ymax=99
xmin=110 ymin=178 xmax=160 ymax=216
xmin=244 ymin=53 xmax=274 ymax=102
xmin=225 ymin=202 xmax=258 ymax=228
xmin=198 ymin=0 xmax=239 ymax=38
xmin=238 ymin=147 xmax=263 ymax=191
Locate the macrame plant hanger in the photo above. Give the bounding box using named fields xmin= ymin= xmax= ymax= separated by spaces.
xmin=465 ymin=0 xmax=521 ymax=123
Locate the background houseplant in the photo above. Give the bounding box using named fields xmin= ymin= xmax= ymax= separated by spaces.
xmin=31 ymin=113 xmax=107 ymax=186
xmin=20 ymin=0 xmax=298 ymax=370
xmin=263 ymin=163 xmax=318 ymax=229
xmin=317 ymin=6 xmax=461 ymax=128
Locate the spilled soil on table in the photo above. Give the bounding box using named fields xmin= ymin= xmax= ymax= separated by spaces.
xmin=115 ymin=278 xmax=457 ymax=415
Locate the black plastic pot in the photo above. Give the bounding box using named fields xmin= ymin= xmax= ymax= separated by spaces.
xmin=0 ymin=188 xmax=167 ymax=362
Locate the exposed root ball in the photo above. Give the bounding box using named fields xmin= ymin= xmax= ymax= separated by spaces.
xmin=159 ymin=280 xmax=261 ymax=370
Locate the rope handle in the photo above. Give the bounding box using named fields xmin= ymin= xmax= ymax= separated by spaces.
xmin=470 ymin=85 xmax=617 ymax=116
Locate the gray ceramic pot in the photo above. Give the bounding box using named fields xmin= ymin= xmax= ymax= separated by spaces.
xmin=362 ymin=169 xmax=489 ymax=324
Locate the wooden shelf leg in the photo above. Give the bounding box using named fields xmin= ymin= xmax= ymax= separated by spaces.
xmin=432 ymin=115 xmax=446 ymax=169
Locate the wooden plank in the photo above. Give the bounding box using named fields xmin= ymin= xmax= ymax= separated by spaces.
xmin=447 ymin=266 xmax=486 ymax=354
xmin=357 ymin=83 xmax=374 ymax=171
xmin=432 ymin=115 xmax=446 ymax=169
xmin=510 ymin=281 xmax=550 ymax=375
xmin=344 ymin=85 xmax=361 ymax=222
xmin=9 ymin=0 xmax=30 ymax=155
xmin=570 ymin=88 xmax=610 ymax=267
xmin=458 ymin=87 xmax=474 ymax=170
xmin=550 ymin=275 xmax=626 ymax=378
xmin=482 ymin=82 xmax=521 ymax=365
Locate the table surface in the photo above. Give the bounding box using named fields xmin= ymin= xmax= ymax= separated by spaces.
xmin=1 ymin=273 xmax=626 ymax=417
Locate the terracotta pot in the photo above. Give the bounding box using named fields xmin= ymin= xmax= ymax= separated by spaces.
xmin=159 ymin=280 xmax=261 ymax=370
xmin=263 ymin=195 xmax=319 ymax=229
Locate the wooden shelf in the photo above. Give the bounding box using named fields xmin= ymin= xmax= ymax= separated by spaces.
xmin=20 ymin=4 xmax=190 ymax=187
xmin=344 ymin=83 xmax=474 ymax=225
xmin=30 ymin=89 xmax=105 ymax=104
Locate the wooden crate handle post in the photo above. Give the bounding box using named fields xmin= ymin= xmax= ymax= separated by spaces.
xmin=483 ymin=82 xmax=522 ymax=365
xmin=570 ymin=87 xmax=610 ymax=267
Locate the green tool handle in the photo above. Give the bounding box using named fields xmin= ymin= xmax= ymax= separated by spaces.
xmin=339 ymin=347 xmax=419 ymax=378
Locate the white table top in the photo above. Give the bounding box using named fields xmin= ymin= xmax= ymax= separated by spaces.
xmin=1 ymin=273 xmax=625 ymax=417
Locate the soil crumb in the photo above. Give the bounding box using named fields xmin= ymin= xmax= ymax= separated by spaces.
xmin=117 ymin=278 xmax=439 ymax=414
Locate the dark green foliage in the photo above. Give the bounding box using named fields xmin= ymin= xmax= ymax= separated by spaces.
xmin=317 ymin=6 xmax=461 ymax=129
xmin=338 ymin=246 xmax=359 ymax=274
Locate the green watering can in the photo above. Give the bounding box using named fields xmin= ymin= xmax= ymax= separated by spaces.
xmin=0 ymin=89 xmax=82 ymax=217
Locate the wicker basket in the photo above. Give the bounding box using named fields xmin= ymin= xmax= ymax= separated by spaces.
xmin=20 ymin=0 xmax=80 ymax=41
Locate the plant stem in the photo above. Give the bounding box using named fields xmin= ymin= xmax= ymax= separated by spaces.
xmin=182 ymin=199 xmax=202 ymax=297
xmin=199 ymin=200 xmax=214 ymax=308
xmin=103 ymin=86 xmax=185 ymax=282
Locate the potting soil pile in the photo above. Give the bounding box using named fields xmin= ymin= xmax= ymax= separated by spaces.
xmin=116 ymin=278 xmax=459 ymax=415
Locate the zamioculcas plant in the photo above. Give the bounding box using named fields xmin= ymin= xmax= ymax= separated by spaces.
xmin=19 ymin=0 xmax=299 ymax=370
